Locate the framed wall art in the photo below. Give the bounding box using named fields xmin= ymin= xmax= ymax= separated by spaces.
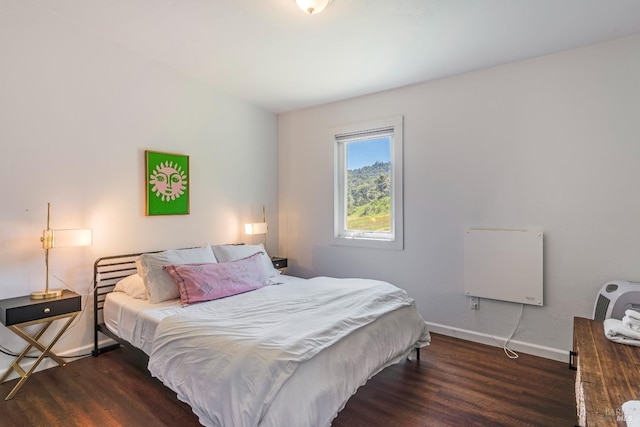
xmin=145 ymin=150 xmax=190 ymax=216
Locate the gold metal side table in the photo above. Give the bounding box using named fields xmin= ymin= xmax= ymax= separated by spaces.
xmin=0 ymin=290 xmax=81 ymax=400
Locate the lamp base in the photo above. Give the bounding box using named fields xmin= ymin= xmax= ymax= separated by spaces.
xmin=30 ymin=288 xmax=64 ymax=300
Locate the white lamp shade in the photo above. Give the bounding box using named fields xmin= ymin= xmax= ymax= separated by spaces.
xmin=245 ymin=222 xmax=268 ymax=235
xmin=296 ymin=0 xmax=332 ymax=14
xmin=45 ymin=228 xmax=93 ymax=249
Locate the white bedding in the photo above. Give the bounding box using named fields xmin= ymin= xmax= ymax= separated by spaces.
xmin=103 ymin=276 xmax=309 ymax=354
xmin=103 ymin=290 xmax=181 ymax=355
xmin=103 ymin=275 xmax=430 ymax=427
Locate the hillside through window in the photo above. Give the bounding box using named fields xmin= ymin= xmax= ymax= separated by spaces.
xmin=333 ymin=116 xmax=403 ymax=250
xmin=346 ymin=137 xmax=391 ymax=232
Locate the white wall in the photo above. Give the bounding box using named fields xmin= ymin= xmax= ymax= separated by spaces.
xmin=0 ymin=2 xmax=278 ymax=377
xmin=278 ymin=35 xmax=640 ymax=360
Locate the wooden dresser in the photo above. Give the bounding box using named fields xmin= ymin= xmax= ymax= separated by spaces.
xmin=573 ymin=317 xmax=640 ymax=426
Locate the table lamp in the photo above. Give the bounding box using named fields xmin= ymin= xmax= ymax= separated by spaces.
xmin=31 ymin=202 xmax=92 ymax=299
xmin=245 ymin=205 xmax=268 ymax=248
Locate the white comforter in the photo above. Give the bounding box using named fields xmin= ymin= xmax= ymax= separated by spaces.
xmin=148 ymin=276 xmax=430 ymax=427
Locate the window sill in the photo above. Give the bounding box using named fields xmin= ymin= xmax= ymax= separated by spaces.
xmin=331 ymin=235 xmax=403 ymax=250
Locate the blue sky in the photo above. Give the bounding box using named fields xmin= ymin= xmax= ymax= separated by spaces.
xmin=347 ymin=137 xmax=391 ymax=170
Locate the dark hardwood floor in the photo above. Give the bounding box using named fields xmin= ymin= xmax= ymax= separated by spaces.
xmin=0 ymin=333 xmax=576 ymax=426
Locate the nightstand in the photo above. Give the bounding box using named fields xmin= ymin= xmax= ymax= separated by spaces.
xmin=271 ymin=256 xmax=288 ymax=272
xmin=0 ymin=290 xmax=81 ymax=400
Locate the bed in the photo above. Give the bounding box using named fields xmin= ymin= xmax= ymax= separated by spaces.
xmin=93 ymin=245 xmax=430 ymax=427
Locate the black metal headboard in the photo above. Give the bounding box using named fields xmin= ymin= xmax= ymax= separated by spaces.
xmin=92 ymin=247 xmax=199 ymax=356
xmin=92 ymin=252 xmax=144 ymax=356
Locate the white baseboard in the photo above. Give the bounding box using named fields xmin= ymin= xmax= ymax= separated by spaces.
xmin=0 ymin=338 xmax=116 ymax=383
xmin=426 ymin=321 xmax=569 ymax=363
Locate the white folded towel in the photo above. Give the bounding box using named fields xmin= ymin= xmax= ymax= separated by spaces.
xmin=626 ymin=309 xmax=640 ymax=321
xmin=604 ymin=318 xmax=640 ymax=346
xmin=623 ymin=315 xmax=640 ymax=332
xmin=622 ymin=401 xmax=640 ymax=427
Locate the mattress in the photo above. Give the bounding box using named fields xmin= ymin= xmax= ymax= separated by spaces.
xmin=103 ymin=275 xmax=430 ymax=426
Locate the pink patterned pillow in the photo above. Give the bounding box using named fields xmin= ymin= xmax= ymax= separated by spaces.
xmin=163 ymin=252 xmax=271 ymax=305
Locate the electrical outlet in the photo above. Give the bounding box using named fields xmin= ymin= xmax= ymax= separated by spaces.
xmin=469 ymin=296 xmax=479 ymax=310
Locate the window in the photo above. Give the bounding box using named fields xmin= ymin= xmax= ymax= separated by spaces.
xmin=333 ymin=116 xmax=403 ymax=250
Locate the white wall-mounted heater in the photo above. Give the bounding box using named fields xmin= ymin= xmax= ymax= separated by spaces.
xmin=593 ymin=280 xmax=640 ymax=321
xmin=464 ymin=228 xmax=543 ymax=306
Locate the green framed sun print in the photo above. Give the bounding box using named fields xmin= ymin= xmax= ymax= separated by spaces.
xmin=145 ymin=150 xmax=190 ymax=216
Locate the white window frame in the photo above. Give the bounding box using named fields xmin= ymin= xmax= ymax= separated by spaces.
xmin=332 ymin=116 xmax=404 ymax=250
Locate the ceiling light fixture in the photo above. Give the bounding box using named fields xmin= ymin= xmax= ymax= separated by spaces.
xmin=296 ymin=0 xmax=332 ymax=15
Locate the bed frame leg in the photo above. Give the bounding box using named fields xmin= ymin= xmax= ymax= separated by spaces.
xmin=93 ymin=343 xmax=121 ymax=356
xmin=416 ymin=347 xmax=420 ymax=361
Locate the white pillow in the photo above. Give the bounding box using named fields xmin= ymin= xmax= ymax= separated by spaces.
xmin=136 ymin=245 xmax=217 ymax=303
xmin=113 ymin=274 xmax=148 ymax=300
xmin=210 ymin=243 xmax=279 ymax=278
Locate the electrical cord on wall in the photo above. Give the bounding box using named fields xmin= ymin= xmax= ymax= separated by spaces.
xmin=474 ymin=302 xmax=525 ymax=359
xmin=0 ymin=346 xmax=27 ymax=359
xmin=50 ymin=272 xmax=99 ymax=359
